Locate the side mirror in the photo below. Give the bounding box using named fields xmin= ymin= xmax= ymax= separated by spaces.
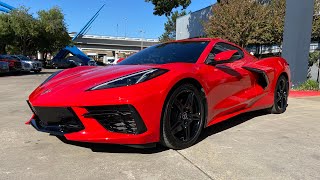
xmin=214 ymin=50 xmax=238 ymax=61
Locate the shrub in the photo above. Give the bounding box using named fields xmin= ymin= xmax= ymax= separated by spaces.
xmin=294 ymin=79 xmax=319 ymax=91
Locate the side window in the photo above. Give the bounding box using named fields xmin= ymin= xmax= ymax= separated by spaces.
xmin=210 ymin=42 xmax=244 ymax=61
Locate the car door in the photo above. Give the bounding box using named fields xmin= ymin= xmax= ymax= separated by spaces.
xmin=203 ymin=42 xmax=256 ymax=123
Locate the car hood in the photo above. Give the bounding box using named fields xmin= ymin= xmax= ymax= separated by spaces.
xmin=29 ymin=65 xmax=159 ymax=100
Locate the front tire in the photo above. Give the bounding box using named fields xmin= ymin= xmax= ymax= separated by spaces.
xmin=270 ymin=75 xmax=289 ymax=114
xmin=160 ymin=84 xmax=205 ymax=149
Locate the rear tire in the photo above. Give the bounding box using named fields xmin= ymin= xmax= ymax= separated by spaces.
xmin=160 ymin=84 xmax=205 ymax=149
xmin=269 ymin=75 xmax=289 ymax=114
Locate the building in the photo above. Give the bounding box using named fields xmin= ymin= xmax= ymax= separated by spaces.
xmin=176 ymin=6 xmax=212 ymax=40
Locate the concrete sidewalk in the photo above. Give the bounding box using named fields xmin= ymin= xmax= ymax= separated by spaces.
xmin=0 ymin=69 xmax=319 ymax=180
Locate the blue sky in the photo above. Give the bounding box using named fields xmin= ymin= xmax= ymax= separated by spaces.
xmin=5 ymin=0 xmax=216 ymax=39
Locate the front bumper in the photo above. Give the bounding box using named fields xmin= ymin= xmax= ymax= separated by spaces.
xmin=26 ymin=88 xmax=165 ymax=145
xmin=21 ymin=64 xmax=32 ymax=72
xmin=28 ymin=62 xmax=42 ymax=71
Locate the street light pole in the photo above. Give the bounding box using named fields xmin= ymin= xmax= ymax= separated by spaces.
xmin=139 ymin=30 xmax=145 ymax=50
xmin=124 ymin=18 xmax=127 ymax=38
xmin=116 ymin=24 xmax=119 ymax=37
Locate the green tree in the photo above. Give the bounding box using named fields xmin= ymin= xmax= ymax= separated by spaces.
xmin=204 ymin=0 xmax=286 ymax=47
xmin=312 ymin=0 xmax=320 ymax=41
xmin=159 ymin=11 xmax=187 ymax=42
xmin=9 ymin=7 xmax=39 ymax=55
xmin=145 ymin=0 xmax=191 ymax=16
xmin=263 ymin=0 xmax=286 ymax=46
xmin=0 ymin=6 xmax=70 ymax=57
xmin=0 ymin=13 xmax=14 ymax=54
xmin=37 ymin=7 xmax=71 ymax=59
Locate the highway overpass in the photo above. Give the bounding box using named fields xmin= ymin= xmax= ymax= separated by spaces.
xmin=70 ymin=34 xmax=159 ymax=59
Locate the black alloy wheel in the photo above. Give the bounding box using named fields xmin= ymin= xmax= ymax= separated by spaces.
xmin=161 ymin=84 xmax=205 ymax=149
xmin=270 ymin=75 xmax=289 ymax=114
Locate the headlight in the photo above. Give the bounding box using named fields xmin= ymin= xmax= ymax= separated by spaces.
xmin=90 ymin=68 xmax=169 ymax=90
xmin=40 ymin=70 xmax=63 ymax=86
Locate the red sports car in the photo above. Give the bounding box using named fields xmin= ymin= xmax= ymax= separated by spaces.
xmin=26 ymin=38 xmax=291 ymax=149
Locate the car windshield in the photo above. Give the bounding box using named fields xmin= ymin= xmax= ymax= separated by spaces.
xmin=118 ymin=41 xmax=209 ymax=65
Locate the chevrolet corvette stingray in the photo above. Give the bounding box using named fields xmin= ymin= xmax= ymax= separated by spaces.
xmin=26 ymin=38 xmax=291 ymax=149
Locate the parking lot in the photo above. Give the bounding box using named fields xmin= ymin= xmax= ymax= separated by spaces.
xmin=1 ymin=69 xmax=320 ymax=180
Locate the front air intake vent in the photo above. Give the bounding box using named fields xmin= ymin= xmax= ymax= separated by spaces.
xmin=84 ymin=105 xmax=147 ymax=134
xmin=27 ymin=102 xmax=85 ymax=135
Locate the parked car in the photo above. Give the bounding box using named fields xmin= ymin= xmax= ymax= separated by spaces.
xmin=0 ymin=55 xmax=22 ymax=72
xmin=50 ymin=59 xmax=78 ymax=69
xmin=0 ymin=61 xmax=9 ymax=74
xmin=50 ymin=56 xmax=84 ymax=69
xmin=103 ymin=56 xmax=116 ymax=65
xmin=87 ymin=60 xmax=97 ymax=66
xmin=12 ymin=55 xmax=42 ymax=73
xmin=5 ymin=55 xmax=32 ymax=72
xmin=26 ymin=38 xmax=291 ymax=149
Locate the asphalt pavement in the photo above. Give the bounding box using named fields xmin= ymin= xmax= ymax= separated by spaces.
xmin=0 ymin=69 xmax=320 ymax=180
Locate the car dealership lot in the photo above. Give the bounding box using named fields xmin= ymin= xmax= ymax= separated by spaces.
xmin=0 ymin=69 xmax=320 ymax=180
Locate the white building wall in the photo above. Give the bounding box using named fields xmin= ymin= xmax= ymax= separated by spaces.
xmin=176 ymin=6 xmax=212 ymax=40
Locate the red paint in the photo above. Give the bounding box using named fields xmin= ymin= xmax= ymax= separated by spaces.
xmin=116 ymin=58 xmax=125 ymax=63
xmin=214 ymin=50 xmax=238 ymax=61
xmin=290 ymin=90 xmax=320 ymax=97
xmin=26 ymin=38 xmax=291 ymax=145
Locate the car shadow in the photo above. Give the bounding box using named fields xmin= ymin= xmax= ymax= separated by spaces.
xmin=196 ymin=110 xmax=269 ymax=144
xmin=55 ymin=136 xmax=168 ymax=154
xmin=55 ymin=110 xmax=269 ymax=153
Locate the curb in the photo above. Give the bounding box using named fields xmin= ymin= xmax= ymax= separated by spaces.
xmin=289 ymin=90 xmax=320 ymax=98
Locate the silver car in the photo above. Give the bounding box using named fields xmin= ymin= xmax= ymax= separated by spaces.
xmin=88 ymin=60 xmax=97 ymax=66
xmin=12 ymin=55 xmax=42 ymax=73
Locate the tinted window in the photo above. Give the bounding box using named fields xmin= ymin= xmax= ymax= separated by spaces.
xmin=119 ymin=41 xmax=209 ymax=65
xmin=210 ymin=42 xmax=244 ymax=61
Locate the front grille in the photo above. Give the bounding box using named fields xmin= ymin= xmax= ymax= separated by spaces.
xmin=84 ymin=105 xmax=147 ymax=134
xmin=27 ymin=102 xmax=84 ymax=134
xmin=24 ymin=63 xmax=31 ymax=68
